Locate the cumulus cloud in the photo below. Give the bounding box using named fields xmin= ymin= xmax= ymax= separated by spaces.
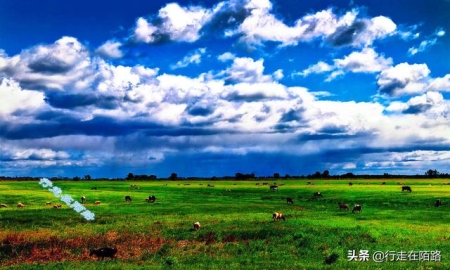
xmin=218 ymin=52 xmax=236 ymax=62
xmin=171 ymin=48 xmax=206 ymax=69
xmin=129 ymin=0 xmax=399 ymax=49
xmin=219 ymin=57 xmax=274 ymax=83
xmin=132 ymin=3 xmax=214 ymax=43
xmin=402 ymin=92 xmax=444 ymax=114
xmin=297 ymin=48 xmax=392 ymax=81
xmin=377 ymin=63 xmax=430 ymax=97
xmin=0 ymin=78 xmax=46 ymax=116
xmin=95 ymin=40 xmax=124 ymax=59
xmin=0 ymin=36 xmax=92 ymax=91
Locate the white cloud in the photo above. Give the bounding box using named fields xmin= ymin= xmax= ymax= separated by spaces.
xmin=355 ymin=16 xmax=397 ymax=46
xmin=408 ymin=28 xmax=446 ymax=56
xmin=0 ymin=78 xmax=46 ymax=117
xmin=377 ymin=63 xmax=430 ymax=96
xmin=132 ymin=3 xmax=214 ymax=43
xmin=95 ymin=40 xmax=123 ymax=59
xmin=218 ymin=52 xmax=235 ymax=62
xmin=273 ymin=69 xmax=284 ymax=80
xmin=220 ymin=57 xmax=273 ymax=83
xmin=334 ymin=48 xmax=393 ymax=73
xmin=134 ymin=17 xmax=159 ymax=43
xmin=171 ymin=48 xmax=206 ymax=69
xmin=298 ymin=48 xmax=392 ymax=81
xmin=428 ymin=74 xmax=450 ymax=92
xmin=296 ymin=61 xmax=334 ymax=77
xmin=0 ymin=36 xmax=92 ymax=91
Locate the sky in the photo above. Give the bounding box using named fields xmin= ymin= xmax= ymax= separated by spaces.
xmin=0 ymin=0 xmax=449 ymax=178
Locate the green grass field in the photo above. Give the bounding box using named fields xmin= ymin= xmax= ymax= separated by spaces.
xmin=0 ymin=179 xmax=449 ymax=269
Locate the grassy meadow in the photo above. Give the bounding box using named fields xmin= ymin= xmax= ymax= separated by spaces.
xmin=0 ymin=179 xmax=449 ymax=269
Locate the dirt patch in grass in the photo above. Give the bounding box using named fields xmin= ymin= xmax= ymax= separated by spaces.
xmin=0 ymin=231 xmax=168 ymax=267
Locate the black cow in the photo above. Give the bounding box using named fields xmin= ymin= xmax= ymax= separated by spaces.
xmin=270 ymin=185 xmax=278 ymax=192
xmin=348 ymin=182 xmax=353 ymax=186
xmin=286 ymin=197 xmax=294 ymax=204
xmin=402 ymin=186 xmax=412 ymax=192
xmin=81 ymin=196 xmax=86 ymax=203
xmin=352 ymin=204 xmax=362 ymax=213
xmin=91 ymin=187 xmax=98 ymax=190
xmin=125 ymin=195 xmax=132 ymax=202
xmin=435 ymin=199 xmax=442 ymax=207
xmin=89 ymin=247 xmax=117 ymax=260
xmin=313 ymin=192 xmax=323 ymax=198
xmin=146 ymin=195 xmax=156 ymax=203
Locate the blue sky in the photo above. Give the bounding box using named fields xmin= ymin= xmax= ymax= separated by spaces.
xmin=1 ymin=0 xmax=449 ymax=178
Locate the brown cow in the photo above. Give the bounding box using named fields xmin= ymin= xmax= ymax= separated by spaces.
xmin=286 ymin=197 xmax=294 ymax=204
xmin=193 ymin=222 xmax=201 ymax=231
xmin=352 ymin=204 xmax=362 ymax=213
xmin=125 ymin=195 xmax=132 ymax=202
xmin=17 ymin=203 xmax=25 ymax=208
xmin=272 ymin=212 xmax=286 ymax=222
xmin=338 ymin=203 xmax=349 ymax=211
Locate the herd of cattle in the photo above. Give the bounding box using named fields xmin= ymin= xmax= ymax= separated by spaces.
xmin=1 ymin=183 xmax=445 ymax=225
xmin=1 ymin=181 xmax=446 ymax=262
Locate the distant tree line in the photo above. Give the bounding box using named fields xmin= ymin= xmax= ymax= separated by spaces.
xmin=0 ymin=169 xmax=448 ymax=181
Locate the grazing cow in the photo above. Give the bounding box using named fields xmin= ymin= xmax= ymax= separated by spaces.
xmin=125 ymin=195 xmax=132 ymax=202
xmin=193 ymin=222 xmax=201 ymax=231
xmin=95 ymin=201 xmax=101 ymax=205
xmin=382 ymin=182 xmax=386 ymax=185
xmin=90 ymin=247 xmax=117 ymax=260
xmin=0 ymin=203 xmax=8 ymax=208
xmin=338 ymin=203 xmax=349 ymax=211
xmin=147 ymin=195 xmax=156 ymax=203
xmin=352 ymin=204 xmax=362 ymax=213
xmin=402 ymin=186 xmax=412 ymax=192
xmin=348 ymin=182 xmax=353 ymax=186
xmin=81 ymin=196 xmax=86 ymax=203
xmin=17 ymin=203 xmax=25 ymax=208
xmin=262 ymin=182 xmax=268 ymax=185
xmin=270 ymin=185 xmax=278 ymax=192
xmin=435 ymin=199 xmax=442 ymax=207
xmin=286 ymin=197 xmax=294 ymax=204
xmin=313 ymin=192 xmax=323 ymax=198
xmin=45 ymin=201 xmax=52 ymax=205
xmin=53 ymin=204 xmax=62 ymax=208
xmin=272 ymin=212 xmax=286 ymax=222
xmin=91 ymin=187 xmax=98 ymax=190
xmin=207 ymin=184 xmax=214 ymax=187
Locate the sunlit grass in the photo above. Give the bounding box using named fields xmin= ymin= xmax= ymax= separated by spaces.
xmin=1 ymin=179 xmax=449 ymax=269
